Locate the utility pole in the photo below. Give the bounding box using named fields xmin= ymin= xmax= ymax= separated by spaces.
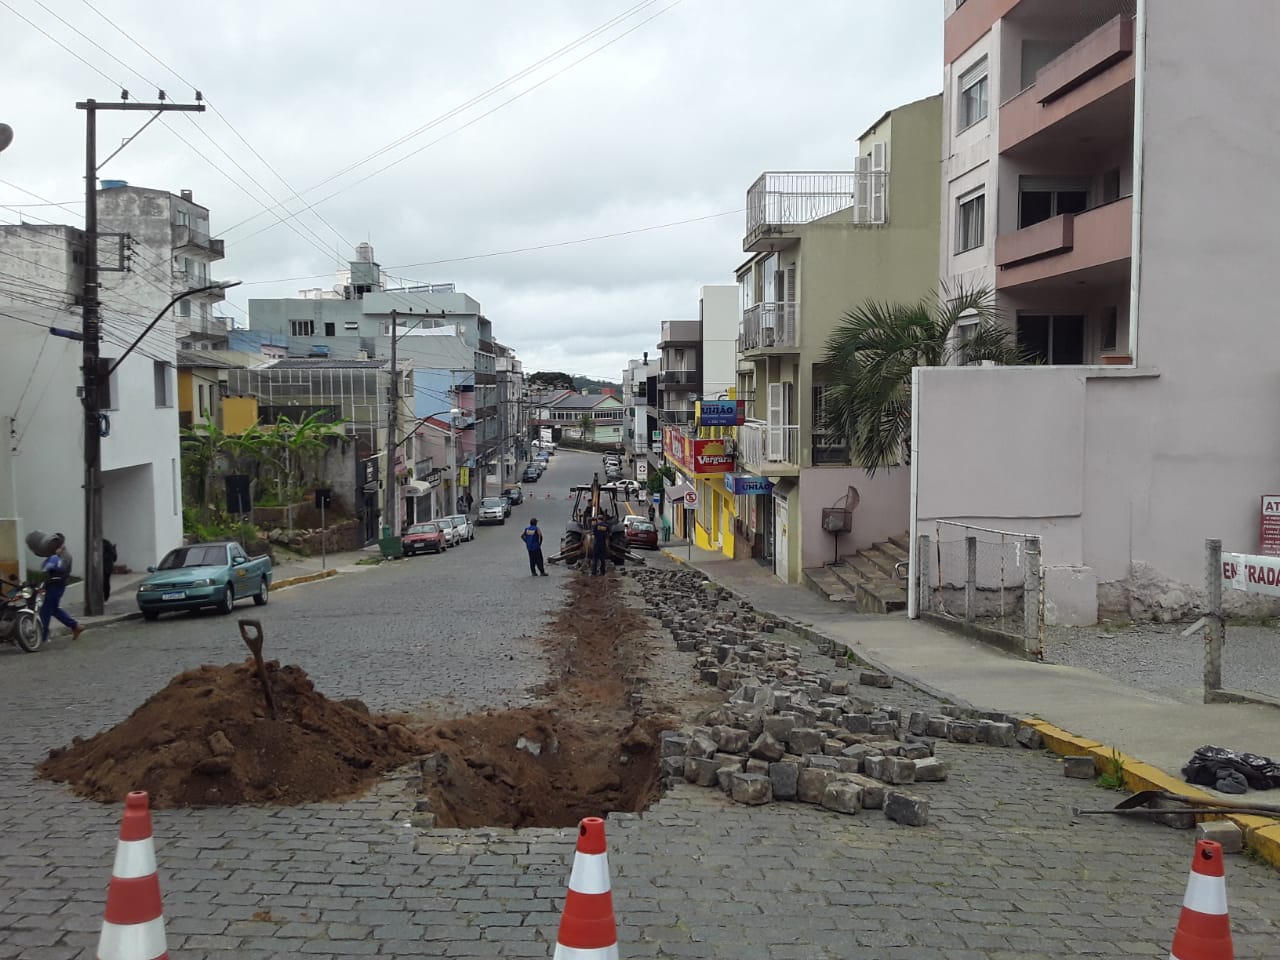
xmin=79 ymin=94 xmax=205 ymax=616
xmin=384 ymin=309 xmax=398 ymax=538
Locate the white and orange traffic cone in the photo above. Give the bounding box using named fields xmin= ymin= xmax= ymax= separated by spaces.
xmin=98 ymin=791 xmax=169 ymax=960
xmin=553 ymin=817 xmax=618 ymax=959
xmin=1170 ymin=839 xmax=1233 ymax=960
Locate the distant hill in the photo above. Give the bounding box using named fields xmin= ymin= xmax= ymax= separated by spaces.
xmin=572 ymin=375 xmax=621 ymax=392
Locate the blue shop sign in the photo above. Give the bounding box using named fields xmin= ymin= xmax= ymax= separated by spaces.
xmin=698 ymin=399 xmax=744 ymax=427
xmin=724 ymin=474 xmax=773 ymax=496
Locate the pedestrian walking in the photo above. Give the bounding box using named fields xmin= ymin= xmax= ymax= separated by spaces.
xmin=40 ymin=533 xmax=81 ymax=643
xmin=591 ymin=513 xmax=612 ymax=577
xmin=465 ymin=490 xmax=474 ymax=513
xmin=647 ymin=503 xmax=656 ymax=523
xmin=522 ymin=517 xmax=548 ymax=576
xmin=102 ymin=537 xmax=118 ymax=602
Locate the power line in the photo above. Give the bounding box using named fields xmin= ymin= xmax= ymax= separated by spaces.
xmin=235 ymin=208 xmax=743 ymax=287
xmin=233 ymin=0 xmax=686 ymax=245
xmin=0 ymin=0 xmax=117 ymax=85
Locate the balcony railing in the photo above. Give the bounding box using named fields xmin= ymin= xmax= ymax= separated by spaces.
xmin=745 ymin=170 xmax=886 ymax=246
xmin=740 ymin=302 xmax=798 ymax=351
xmin=738 ymin=419 xmax=799 ymax=471
xmin=659 ymin=370 xmax=698 ymax=387
xmin=661 ymin=409 xmax=696 ymax=424
xmin=173 ymin=225 xmax=225 ymax=258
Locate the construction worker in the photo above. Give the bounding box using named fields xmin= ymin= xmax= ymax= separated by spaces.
xmin=590 ymin=513 xmax=612 ymax=577
xmin=522 ymin=518 xmax=548 ymax=576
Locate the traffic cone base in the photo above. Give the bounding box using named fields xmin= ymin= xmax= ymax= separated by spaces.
xmin=1170 ymin=839 xmax=1233 ymax=960
xmin=553 ymin=818 xmax=619 ymax=960
xmin=98 ymin=791 xmax=170 ymax=960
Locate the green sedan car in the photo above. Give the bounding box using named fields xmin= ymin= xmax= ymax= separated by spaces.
xmin=136 ymin=541 xmax=272 ymax=621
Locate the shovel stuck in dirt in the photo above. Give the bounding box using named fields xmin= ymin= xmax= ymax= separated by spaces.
xmin=238 ymin=618 xmax=278 ymax=720
xmin=1072 ymin=789 xmax=1280 ymax=820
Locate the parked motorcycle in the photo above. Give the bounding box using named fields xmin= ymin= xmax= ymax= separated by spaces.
xmin=0 ymin=578 xmax=42 ymax=653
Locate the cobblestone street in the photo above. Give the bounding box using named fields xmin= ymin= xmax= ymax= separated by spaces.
xmin=0 ymin=454 xmax=1277 ymax=958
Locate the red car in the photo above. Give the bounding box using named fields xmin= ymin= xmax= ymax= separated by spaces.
xmin=402 ymin=522 xmax=446 ymax=555
xmin=624 ymin=519 xmax=659 ymax=550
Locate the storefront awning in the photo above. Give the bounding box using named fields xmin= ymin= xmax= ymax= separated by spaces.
xmin=401 ymin=481 xmax=431 ymax=497
xmin=666 ymin=480 xmax=693 ymax=502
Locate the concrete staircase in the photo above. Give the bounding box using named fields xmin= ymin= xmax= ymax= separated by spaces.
xmin=803 ymin=532 xmax=910 ymax=613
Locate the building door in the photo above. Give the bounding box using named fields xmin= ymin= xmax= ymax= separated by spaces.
xmin=773 ymin=495 xmax=790 ymax=582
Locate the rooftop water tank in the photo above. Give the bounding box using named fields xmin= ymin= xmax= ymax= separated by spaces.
xmin=99 ymin=179 xmax=128 ymax=190
xmin=355 ymin=242 xmax=374 ymax=262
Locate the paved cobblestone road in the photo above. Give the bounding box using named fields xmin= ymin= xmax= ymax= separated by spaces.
xmin=1 ymin=452 xmax=1277 ymax=958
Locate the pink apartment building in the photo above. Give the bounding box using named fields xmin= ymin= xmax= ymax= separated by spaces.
xmin=910 ymin=0 xmax=1279 ymax=624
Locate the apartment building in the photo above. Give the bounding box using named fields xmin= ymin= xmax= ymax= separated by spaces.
xmin=247 ymin=246 xmax=504 ymax=507
xmin=621 ymin=354 xmax=657 ymax=465
xmin=911 ymin=0 xmax=1279 ymax=624
xmin=733 ymin=95 xmax=941 ymax=584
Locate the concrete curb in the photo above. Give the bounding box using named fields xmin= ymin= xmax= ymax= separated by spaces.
xmin=1022 ymin=718 xmax=1280 ymax=869
xmin=270 ymin=569 xmax=339 ymax=590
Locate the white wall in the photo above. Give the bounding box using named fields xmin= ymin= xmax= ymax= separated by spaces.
xmin=699 ymin=285 xmax=739 ymax=399
xmin=799 ymin=467 xmax=909 ymax=569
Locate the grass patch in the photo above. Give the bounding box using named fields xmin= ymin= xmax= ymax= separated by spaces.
xmin=1096 ymin=747 xmax=1128 ymax=791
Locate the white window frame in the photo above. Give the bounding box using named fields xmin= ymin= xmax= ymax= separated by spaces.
xmin=957 ymin=57 xmax=989 ymax=131
xmin=290 ymin=319 xmax=315 ymax=337
xmin=955 ymin=192 xmax=986 ymax=254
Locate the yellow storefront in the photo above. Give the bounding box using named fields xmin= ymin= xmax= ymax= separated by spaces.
xmin=662 ymin=410 xmax=739 ymax=559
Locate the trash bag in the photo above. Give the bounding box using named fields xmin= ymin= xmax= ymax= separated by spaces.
xmin=1181 ymin=744 xmax=1280 ymax=792
xmin=24 ymin=530 xmax=62 ymax=558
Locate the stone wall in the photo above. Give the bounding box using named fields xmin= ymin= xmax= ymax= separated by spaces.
xmin=264 ymin=519 xmax=363 ymax=557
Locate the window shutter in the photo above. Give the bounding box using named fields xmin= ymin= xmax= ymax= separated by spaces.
xmin=854 ymin=155 xmax=871 ymax=223
xmin=870 ymin=142 xmax=888 ymax=223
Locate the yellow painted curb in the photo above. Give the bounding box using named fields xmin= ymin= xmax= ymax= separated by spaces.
xmin=270 ymin=569 xmax=338 ymax=591
xmin=1024 ymin=717 xmax=1280 ymax=869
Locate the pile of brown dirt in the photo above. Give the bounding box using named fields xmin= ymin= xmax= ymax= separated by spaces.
xmin=38 ymin=659 xmax=424 ymax=807
xmin=418 ymin=573 xmax=673 ymax=828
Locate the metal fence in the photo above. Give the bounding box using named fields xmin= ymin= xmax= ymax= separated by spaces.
xmin=916 ymin=521 xmax=1043 ymax=658
xmin=1188 ymin=539 xmax=1280 ymax=707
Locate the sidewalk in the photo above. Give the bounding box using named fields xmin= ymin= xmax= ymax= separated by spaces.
xmin=661 ymin=545 xmax=1280 ymax=790
xmin=76 ymin=544 xmax=382 ymax=629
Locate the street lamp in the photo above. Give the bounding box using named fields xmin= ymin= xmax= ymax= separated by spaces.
xmin=79 ymin=277 xmax=241 ymax=616
xmin=0 ymin=123 xmax=13 ymax=154
xmin=107 ymin=279 xmax=241 ymax=375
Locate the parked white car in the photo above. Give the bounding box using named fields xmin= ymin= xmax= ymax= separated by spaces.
xmin=444 ymin=514 xmax=474 ymax=542
xmin=613 ymin=479 xmax=643 ymax=496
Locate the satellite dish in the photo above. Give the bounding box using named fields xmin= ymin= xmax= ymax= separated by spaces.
xmin=0 ymin=124 xmax=12 ymax=154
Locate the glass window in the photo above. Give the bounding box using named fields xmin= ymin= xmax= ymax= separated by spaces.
xmin=1017 ymin=315 xmax=1085 ymax=365
xmin=153 ymin=361 xmax=172 ymax=407
xmin=958 ymin=58 xmax=989 ymax=130
xmin=955 ymin=192 xmax=985 ymax=253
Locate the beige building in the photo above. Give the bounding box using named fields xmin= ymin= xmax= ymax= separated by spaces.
xmin=733 ymin=94 xmax=941 ymax=586
xmin=911 ymin=0 xmax=1280 ymax=624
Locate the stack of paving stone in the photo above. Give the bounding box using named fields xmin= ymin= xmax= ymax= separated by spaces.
xmin=637 ymin=566 xmax=1047 ymax=826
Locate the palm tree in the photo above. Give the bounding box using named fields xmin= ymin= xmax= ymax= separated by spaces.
xmin=578 ymin=412 xmax=594 ymax=442
xmin=822 ymin=283 xmax=1027 ymax=473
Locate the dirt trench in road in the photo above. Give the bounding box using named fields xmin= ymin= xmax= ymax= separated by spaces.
xmin=416 ymin=568 xmax=717 ymax=829
xmin=35 ymin=563 xmax=715 ymax=824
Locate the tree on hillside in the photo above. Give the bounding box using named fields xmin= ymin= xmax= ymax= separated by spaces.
xmin=821 ymin=283 xmax=1027 ymax=473
xmin=528 ymin=371 xmax=575 ymax=391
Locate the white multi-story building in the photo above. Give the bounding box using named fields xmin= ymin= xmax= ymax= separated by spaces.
xmin=912 ymin=0 xmax=1280 ymax=623
xmin=0 ymin=183 xmax=223 ymax=591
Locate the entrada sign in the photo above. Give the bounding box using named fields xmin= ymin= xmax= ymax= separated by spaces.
xmin=1223 ymin=552 xmax=1280 ymax=597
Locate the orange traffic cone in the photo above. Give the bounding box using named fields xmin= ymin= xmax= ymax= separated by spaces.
xmin=1170 ymin=839 xmax=1233 ymax=960
xmin=553 ymin=817 xmax=618 ymax=959
xmin=98 ymin=791 xmax=169 ymax=960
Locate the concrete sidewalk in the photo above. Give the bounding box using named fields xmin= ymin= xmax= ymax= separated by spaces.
xmin=661 ymin=544 xmax=1280 ymax=788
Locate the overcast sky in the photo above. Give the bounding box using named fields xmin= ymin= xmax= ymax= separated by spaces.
xmin=0 ymin=0 xmax=942 ymax=380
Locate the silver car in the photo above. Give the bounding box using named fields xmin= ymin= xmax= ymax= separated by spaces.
xmin=445 ymin=514 xmax=474 ymax=542
xmin=477 ymin=497 xmax=506 ymax=525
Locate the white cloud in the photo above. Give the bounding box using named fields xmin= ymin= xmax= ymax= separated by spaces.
xmin=0 ymin=0 xmax=942 ymax=379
